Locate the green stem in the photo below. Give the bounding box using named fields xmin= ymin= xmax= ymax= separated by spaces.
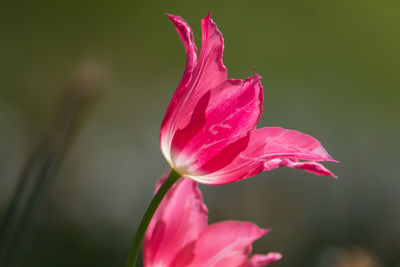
xmin=126 ymin=169 xmax=182 ymax=267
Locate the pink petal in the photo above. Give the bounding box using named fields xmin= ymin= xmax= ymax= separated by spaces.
xmin=161 ymin=14 xmax=198 ymax=166
xmin=170 ymin=74 xmax=263 ymax=175
xmin=180 ymin=221 xmax=269 ymax=267
xmin=161 ymin=13 xmax=264 ymax=176
xmin=242 ymin=253 xmax=282 ymax=267
xmin=264 ymin=158 xmax=337 ymax=177
xmin=143 ymin=177 xmax=208 ymax=267
xmin=191 ymin=127 xmax=336 ymax=184
xmin=160 ymin=12 xmax=226 ymax=162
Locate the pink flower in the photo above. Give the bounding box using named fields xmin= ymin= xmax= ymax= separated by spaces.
xmin=160 ymin=12 xmax=336 ymax=185
xmin=143 ymin=176 xmax=282 ymax=267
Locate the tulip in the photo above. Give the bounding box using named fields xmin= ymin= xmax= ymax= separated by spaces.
xmin=125 ymin=13 xmax=336 ymax=267
xmin=161 ymin=12 xmax=336 ymax=185
xmin=144 ymin=176 xmax=282 ymax=267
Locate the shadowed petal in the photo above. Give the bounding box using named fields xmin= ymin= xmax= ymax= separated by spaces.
xmin=191 ymin=127 xmax=336 ymax=184
xmin=160 ymin=12 xmax=336 ymax=184
xmin=171 ymin=75 xmax=263 ymax=175
xmin=184 ymin=221 xmax=270 ymax=267
xmin=161 ymin=14 xmax=198 ymax=165
xmin=143 ymin=177 xmax=208 ymax=267
xmin=163 ymin=13 xmax=265 ymax=174
xmin=144 ymin=176 xmax=280 ymax=267
xmin=161 ymin=12 xmax=228 ymax=163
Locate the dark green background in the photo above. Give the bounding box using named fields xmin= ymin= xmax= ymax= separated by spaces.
xmin=1 ymin=0 xmax=399 ymax=266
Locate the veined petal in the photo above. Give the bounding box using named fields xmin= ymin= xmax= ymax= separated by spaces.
xmin=264 ymin=158 xmax=337 ymax=177
xmin=191 ymin=127 xmax=336 ymax=184
xmin=170 ymin=74 xmax=263 ymax=175
xmin=143 ymin=176 xmax=208 ymax=267
xmin=163 ymin=12 xmax=256 ymax=170
xmin=172 ymin=11 xmax=228 ymax=131
xmin=183 ymin=221 xmax=270 ymax=267
xmin=244 ymin=127 xmax=335 ymax=161
xmin=160 ymin=13 xmax=337 ymax=185
xmin=161 ymin=14 xmax=198 ymax=165
xmin=242 ymin=253 xmax=282 ymax=267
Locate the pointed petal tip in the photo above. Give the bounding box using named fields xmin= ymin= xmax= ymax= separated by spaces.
xmin=260 ymin=228 xmax=271 ymax=235
xmin=165 ymin=13 xmax=174 ymax=19
xmin=166 ymin=13 xmax=182 ymax=23
xmin=166 ymin=13 xmax=180 ymax=24
xmin=202 ymin=10 xmax=213 ymax=24
xmin=243 ymin=71 xmax=262 ymax=84
xmin=270 ymin=252 xmax=283 ymax=261
xmin=321 ymin=154 xmax=338 ymax=177
xmin=319 ymin=168 xmax=337 ymax=179
xmin=253 ymin=71 xmax=262 ymax=81
xmin=324 ymin=152 xmax=338 ymax=163
xmin=324 ymin=157 xmax=338 ymax=178
xmin=316 ymin=166 xmax=338 ymax=178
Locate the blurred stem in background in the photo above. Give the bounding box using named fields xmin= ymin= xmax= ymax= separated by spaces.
xmin=0 ymin=62 xmax=104 ymax=267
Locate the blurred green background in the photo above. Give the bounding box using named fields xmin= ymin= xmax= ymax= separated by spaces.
xmin=1 ymin=0 xmax=399 ymax=266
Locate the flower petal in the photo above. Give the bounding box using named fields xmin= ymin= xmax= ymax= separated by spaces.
xmin=161 ymin=14 xmax=198 ymax=166
xmin=242 ymin=253 xmax=282 ymax=267
xmin=181 ymin=221 xmax=269 ymax=267
xmin=170 ymin=74 xmax=263 ymax=175
xmin=191 ymin=127 xmax=336 ymax=184
xmin=264 ymin=158 xmax=337 ymax=177
xmin=163 ymin=13 xmax=262 ymax=173
xmin=143 ymin=176 xmax=208 ymax=266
